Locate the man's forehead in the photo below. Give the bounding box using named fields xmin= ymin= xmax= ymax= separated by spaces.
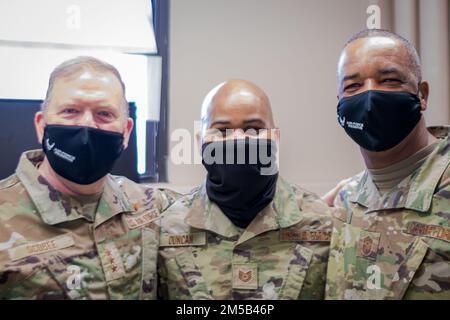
xmin=56 ymin=69 xmax=121 ymax=88
xmin=344 ymin=37 xmax=399 ymax=56
xmin=201 ymin=80 xmax=274 ymax=127
xmin=210 ymin=103 xmax=268 ymax=118
xmin=49 ymin=71 xmax=125 ymax=109
xmin=221 ymin=88 xmax=262 ymax=104
xmin=211 ymin=92 xmax=264 ymax=112
xmin=52 ymin=71 xmax=124 ymax=101
xmin=208 ymin=92 xmax=270 ymax=123
xmin=338 ymin=37 xmax=409 ymax=77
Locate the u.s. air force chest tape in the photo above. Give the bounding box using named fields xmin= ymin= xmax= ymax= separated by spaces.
xmin=405 ymin=222 xmax=450 ymax=242
xmin=124 ymin=208 xmax=160 ymax=230
xmin=160 ymin=232 xmax=207 ymax=247
xmin=232 ymin=263 xmax=258 ymax=290
xmin=280 ymin=228 xmax=331 ymax=242
xmin=8 ymin=234 xmax=75 ymax=261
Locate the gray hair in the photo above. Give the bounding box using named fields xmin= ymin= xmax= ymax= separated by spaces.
xmin=42 ymin=56 xmax=129 ymax=119
xmin=340 ymin=29 xmax=422 ymax=82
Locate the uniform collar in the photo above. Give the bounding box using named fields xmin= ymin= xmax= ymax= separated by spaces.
xmin=93 ymin=175 xmax=134 ymax=227
xmin=16 ymin=150 xmax=133 ymax=226
xmin=350 ymin=126 xmax=450 ymax=213
xmin=185 ymin=177 xmax=303 ymax=244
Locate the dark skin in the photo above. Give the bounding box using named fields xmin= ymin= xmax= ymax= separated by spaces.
xmin=337 ymin=36 xmax=437 ymax=169
xmin=198 ymin=79 xmax=277 ymax=144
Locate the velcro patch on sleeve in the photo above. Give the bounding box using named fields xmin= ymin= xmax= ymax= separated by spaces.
xmin=405 ymin=222 xmax=450 ymax=242
xmin=160 ymin=232 xmax=206 ymax=247
xmin=8 ymin=234 xmax=75 ymax=261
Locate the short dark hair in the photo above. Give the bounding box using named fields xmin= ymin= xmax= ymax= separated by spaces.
xmin=342 ymin=29 xmax=422 ymax=82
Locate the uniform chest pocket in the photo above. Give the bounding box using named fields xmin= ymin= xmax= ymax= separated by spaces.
xmin=158 ymin=246 xmax=213 ymax=300
xmin=402 ymin=222 xmax=450 ymax=299
xmin=234 ymin=242 xmax=314 ymax=300
xmin=0 ymin=257 xmax=65 ymax=299
xmin=0 ymin=234 xmax=77 ymax=299
xmin=97 ymin=226 xmax=158 ymax=300
xmin=342 ymin=224 xmax=429 ymax=299
xmin=173 ymin=248 xmax=213 ymax=300
xmin=277 ymin=244 xmax=313 ymax=300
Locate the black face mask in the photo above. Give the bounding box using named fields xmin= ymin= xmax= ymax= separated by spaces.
xmin=337 ymin=90 xmax=422 ymax=152
xmin=202 ymin=138 xmax=279 ymax=229
xmin=42 ymin=124 xmax=124 ymax=185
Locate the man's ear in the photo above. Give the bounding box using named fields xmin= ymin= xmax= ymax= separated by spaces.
xmin=122 ymin=118 xmax=134 ymax=149
xmin=270 ymin=127 xmax=280 ymax=146
xmin=275 ymin=128 xmax=280 ymax=143
xmin=195 ymin=131 xmax=203 ymax=156
xmin=34 ymin=111 xmax=45 ymax=144
xmin=418 ymin=81 xmax=429 ymax=112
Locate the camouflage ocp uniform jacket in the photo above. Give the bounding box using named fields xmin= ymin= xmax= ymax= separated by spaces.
xmin=0 ymin=150 xmax=178 ymax=299
xmin=326 ymin=126 xmax=450 ymax=300
xmin=158 ymin=177 xmax=334 ymax=300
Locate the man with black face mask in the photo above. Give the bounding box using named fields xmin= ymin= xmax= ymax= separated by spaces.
xmin=0 ymin=57 xmax=177 ymax=299
xmin=326 ymin=30 xmax=450 ymax=300
xmin=158 ymin=79 xmax=334 ymax=300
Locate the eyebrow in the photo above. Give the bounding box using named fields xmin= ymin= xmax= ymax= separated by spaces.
xmin=210 ymin=120 xmax=231 ymax=127
xmin=342 ymin=68 xmax=405 ymax=83
xmin=59 ymin=102 xmax=115 ymax=108
xmin=209 ymin=118 xmax=266 ymax=127
xmin=343 ymin=73 xmax=360 ymax=82
xmin=243 ymin=118 xmax=266 ymax=126
xmin=378 ymin=67 xmax=403 ymax=76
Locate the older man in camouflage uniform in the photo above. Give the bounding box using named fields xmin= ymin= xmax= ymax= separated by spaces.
xmin=0 ymin=57 xmax=177 ymax=299
xmin=326 ymin=30 xmax=450 ymax=299
xmin=158 ymin=79 xmax=334 ymax=300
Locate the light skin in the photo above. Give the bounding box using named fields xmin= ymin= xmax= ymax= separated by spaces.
xmin=197 ymin=79 xmax=278 ymax=147
xmin=337 ymin=36 xmax=437 ymax=170
xmin=34 ymin=69 xmax=133 ymax=196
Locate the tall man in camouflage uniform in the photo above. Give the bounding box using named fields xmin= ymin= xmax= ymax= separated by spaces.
xmin=158 ymin=79 xmax=334 ymax=300
xmin=326 ymin=29 xmax=450 ymax=299
xmin=0 ymin=56 xmax=175 ymax=299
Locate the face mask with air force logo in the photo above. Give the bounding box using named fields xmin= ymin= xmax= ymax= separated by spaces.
xmin=42 ymin=124 xmax=124 ymax=185
xmin=337 ymin=90 xmax=422 ymax=152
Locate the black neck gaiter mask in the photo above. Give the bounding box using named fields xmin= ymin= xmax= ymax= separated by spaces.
xmin=202 ymin=138 xmax=279 ymax=228
xmin=337 ymin=90 xmax=422 ymax=152
xmin=42 ymin=124 xmax=124 ymax=185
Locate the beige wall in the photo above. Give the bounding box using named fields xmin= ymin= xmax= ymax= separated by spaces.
xmin=167 ymin=0 xmax=449 ymax=195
